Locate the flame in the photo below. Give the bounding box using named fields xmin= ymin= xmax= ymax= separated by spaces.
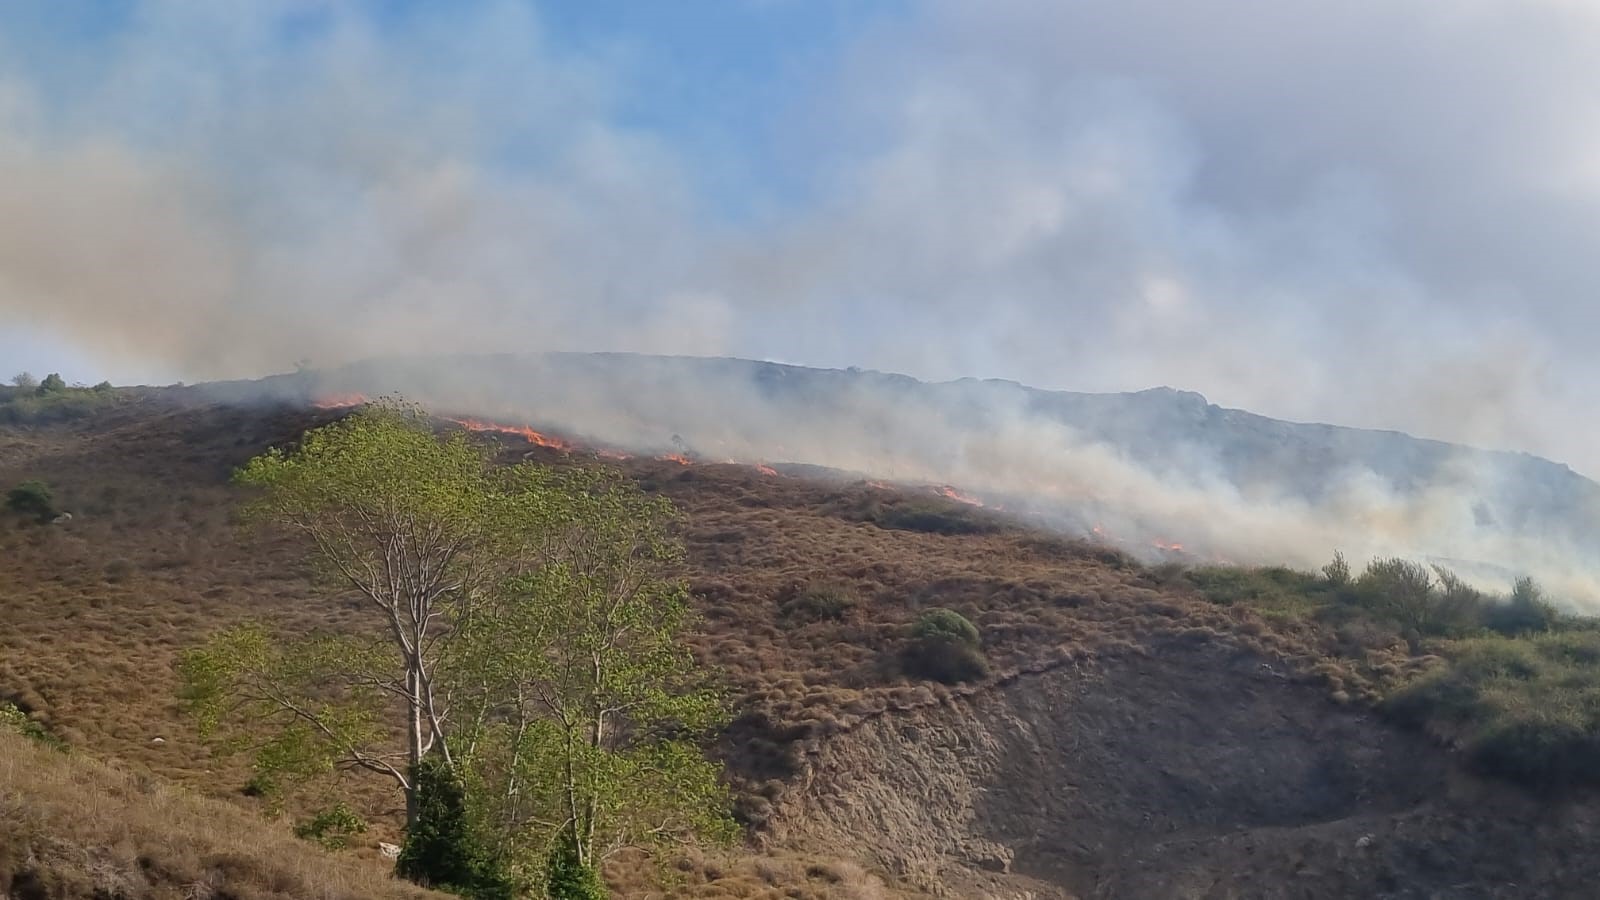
xmin=311 ymin=392 xmax=371 ymax=409
xmin=935 ymin=485 xmax=984 ymax=507
xmin=446 ymin=417 xmax=578 ymax=452
xmin=1151 ymin=539 xmax=1186 ymax=553
xmin=756 ymin=464 xmax=779 ymax=477
xmin=865 ymin=480 xmax=891 ymax=490
xmin=659 ymin=453 xmax=693 ymax=466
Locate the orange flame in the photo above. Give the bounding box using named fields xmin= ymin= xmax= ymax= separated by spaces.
xmin=447 ymin=417 xmax=577 ymax=452
xmin=1151 ymin=540 xmax=1185 ymax=553
xmin=659 ymin=453 xmax=693 ymax=466
xmin=936 ymin=485 xmax=984 ymax=507
xmin=311 ymin=392 xmax=371 ymax=409
xmin=756 ymin=464 xmax=779 ymax=477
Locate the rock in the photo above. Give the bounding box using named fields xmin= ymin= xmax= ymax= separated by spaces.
xmin=379 ymin=841 xmax=402 ymax=860
xmin=150 ymin=736 xmax=165 ymax=744
xmin=1356 ymin=834 xmax=1374 ymax=849
xmin=962 ymin=840 xmax=1014 ymax=873
xmin=51 ymin=512 xmax=72 ymax=524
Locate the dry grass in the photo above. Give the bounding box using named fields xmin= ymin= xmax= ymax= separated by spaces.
xmin=0 ymin=730 xmax=442 ymax=900
xmin=0 ymin=393 xmax=1389 ymax=896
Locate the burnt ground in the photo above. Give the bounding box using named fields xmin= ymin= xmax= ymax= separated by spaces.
xmin=2 ymin=392 xmax=1597 ymax=898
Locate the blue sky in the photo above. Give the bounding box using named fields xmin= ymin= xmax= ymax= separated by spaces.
xmin=5 ymin=1 xmax=1600 ymax=470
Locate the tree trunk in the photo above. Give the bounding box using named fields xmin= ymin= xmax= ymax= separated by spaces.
xmin=405 ymin=664 xmax=424 ymax=827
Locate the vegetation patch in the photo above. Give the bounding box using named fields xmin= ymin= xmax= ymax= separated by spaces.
xmin=1181 ymin=551 xmax=1600 ymax=788
xmin=902 ymin=608 xmax=989 ymax=685
xmin=0 ymin=375 xmax=123 ymax=425
xmin=5 ymin=480 xmax=57 ymax=522
xmin=1382 ymin=631 xmax=1600 ymax=786
xmin=778 ymin=582 xmax=857 ymax=624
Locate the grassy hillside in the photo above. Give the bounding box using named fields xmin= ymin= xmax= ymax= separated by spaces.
xmin=2 ymin=391 xmax=1598 ymax=896
xmin=0 ymin=728 xmax=440 ymax=900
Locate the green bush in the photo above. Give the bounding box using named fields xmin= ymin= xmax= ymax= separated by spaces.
xmin=397 ymin=756 xmax=514 ymax=899
xmin=545 ymin=834 xmax=607 ymax=900
xmin=1322 ymin=551 xmax=1351 ymax=586
xmin=294 ymin=802 xmax=368 ymax=850
xmin=911 ymin=608 xmax=980 ymax=645
xmin=1483 ymin=577 xmax=1559 ymax=636
xmin=0 ymin=388 xmax=120 ymax=424
xmin=1185 ymin=565 xmax=1328 ymax=620
xmin=6 ymin=480 xmax=57 ymax=521
xmin=0 ymin=701 xmax=66 ymax=751
xmin=903 ymin=609 xmax=987 ymax=684
xmin=37 ymin=372 xmax=66 ymax=393
xmin=1381 ymin=634 xmax=1600 ymax=787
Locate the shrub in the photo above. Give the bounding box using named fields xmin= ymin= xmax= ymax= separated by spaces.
xmin=92 ymin=381 xmax=113 ymax=393
xmin=911 ymin=608 xmax=980 ymax=645
xmin=903 ymin=609 xmax=987 ymax=684
xmin=397 ymin=756 xmax=514 ymax=898
xmin=0 ymin=702 xmax=66 ymax=751
xmin=37 ymin=372 xmax=66 ymax=393
xmin=6 ymin=480 xmax=57 ymax=522
xmin=10 ymin=372 xmax=35 ymax=388
xmin=779 ymin=583 xmax=855 ymax=624
xmin=545 ymin=834 xmax=607 ymax=900
xmin=1356 ymin=558 xmax=1479 ymax=643
xmin=903 ymin=637 xmax=989 ymax=684
xmin=1322 ymin=551 xmax=1351 ymax=587
xmin=1381 ymin=634 xmax=1600 ymax=788
xmin=1484 ymin=577 xmax=1559 ymax=636
xmin=294 ymin=802 xmax=368 ymax=850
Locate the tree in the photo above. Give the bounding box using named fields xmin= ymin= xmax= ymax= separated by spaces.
xmin=180 ymin=403 xmax=734 ymax=894
xmin=36 ymin=373 xmax=66 ymax=393
xmin=10 ymin=372 xmax=36 ymax=389
xmin=181 ymin=403 xmax=558 ymax=826
xmin=449 ymin=467 xmax=734 ymax=878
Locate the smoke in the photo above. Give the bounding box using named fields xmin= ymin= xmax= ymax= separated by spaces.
xmin=277 ymin=353 xmax=1600 ymax=609
xmin=7 ymin=2 xmax=1600 ymax=599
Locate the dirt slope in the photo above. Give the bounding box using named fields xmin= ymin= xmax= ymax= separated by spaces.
xmin=771 ymin=639 xmax=1599 ymax=898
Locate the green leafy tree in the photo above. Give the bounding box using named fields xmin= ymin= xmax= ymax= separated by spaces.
xmin=182 ymin=403 xmax=558 ymax=826
xmin=36 ymin=372 xmax=66 ymax=393
xmin=182 ymin=404 xmax=732 ymax=890
xmin=451 ymin=467 xmax=735 ymax=877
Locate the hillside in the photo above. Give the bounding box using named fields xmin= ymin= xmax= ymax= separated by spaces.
xmin=210 ymin=353 xmax=1600 ymax=600
xmin=0 ymin=729 xmax=444 ymax=900
xmin=3 ymin=389 xmax=1600 ymax=897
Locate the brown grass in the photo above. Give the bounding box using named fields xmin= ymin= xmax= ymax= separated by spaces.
xmin=0 ymin=730 xmax=442 ymax=900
